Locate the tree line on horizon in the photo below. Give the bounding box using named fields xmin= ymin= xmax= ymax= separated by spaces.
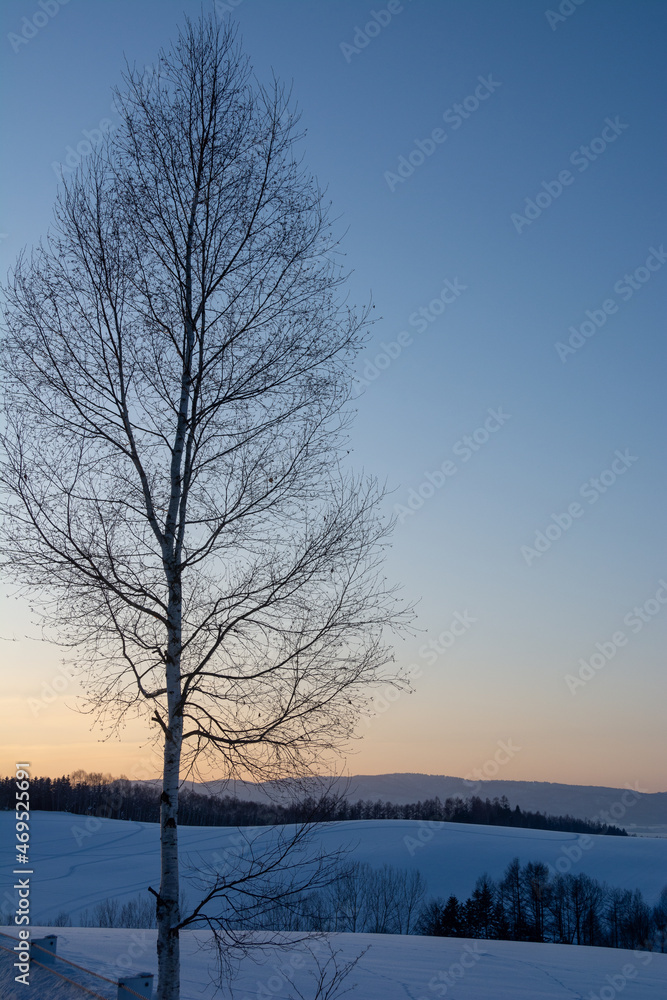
xmin=0 ymin=771 xmax=628 ymax=836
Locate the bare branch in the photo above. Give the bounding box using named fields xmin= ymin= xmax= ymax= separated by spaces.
xmin=0 ymin=15 xmax=411 ymax=1000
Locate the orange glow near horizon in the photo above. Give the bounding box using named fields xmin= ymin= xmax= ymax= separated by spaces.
xmin=1 ymin=706 xmax=665 ymax=793
xmin=1 ymin=612 xmax=665 ymax=793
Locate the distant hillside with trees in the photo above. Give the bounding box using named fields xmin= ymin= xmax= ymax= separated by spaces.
xmin=0 ymin=771 xmax=628 ymax=836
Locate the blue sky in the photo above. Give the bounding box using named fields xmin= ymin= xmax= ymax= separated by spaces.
xmin=1 ymin=0 xmax=665 ymax=790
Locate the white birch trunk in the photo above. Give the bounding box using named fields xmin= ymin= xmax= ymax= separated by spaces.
xmin=156 ymin=214 xmax=195 ymax=999
xmin=156 ymin=606 xmax=183 ymax=1000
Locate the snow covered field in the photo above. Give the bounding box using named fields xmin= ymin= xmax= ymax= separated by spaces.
xmin=2 ymin=813 xmax=667 ymax=998
xmin=1 ymin=927 xmax=666 ymax=999
xmin=1 ymin=811 xmax=665 ymax=925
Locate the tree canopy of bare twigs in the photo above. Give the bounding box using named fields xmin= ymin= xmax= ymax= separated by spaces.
xmin=0 ymin=15 xmax=409 ymax=1000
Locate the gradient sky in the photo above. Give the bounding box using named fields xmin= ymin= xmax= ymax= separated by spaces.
xmin=0 ymin=0 xmax=665 ymax=791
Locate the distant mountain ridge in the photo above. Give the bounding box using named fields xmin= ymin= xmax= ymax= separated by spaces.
xmin=184 ymin=772 xmax=667 ymax=836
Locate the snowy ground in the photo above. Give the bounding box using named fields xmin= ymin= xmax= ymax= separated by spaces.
xmin=1 ymin=927 xmax=666 ymax=999
xmin=2 ymin=814 xmax=666 ymax=998
xmin=1 ymin=812 xmax=665 ymax=925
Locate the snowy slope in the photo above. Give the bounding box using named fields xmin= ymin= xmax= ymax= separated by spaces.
xmin=1 ymin=812 xmax=666 ymax=926
xmin=1 ymin=927 xmax=666 ymax=1000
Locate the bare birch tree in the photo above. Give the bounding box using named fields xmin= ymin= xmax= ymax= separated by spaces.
xmin=0 ymin=16 xmax=408 ymax=999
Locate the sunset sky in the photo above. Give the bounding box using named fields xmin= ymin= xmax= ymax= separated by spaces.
xmin=0 ymin=0 xmax=665 ymax=791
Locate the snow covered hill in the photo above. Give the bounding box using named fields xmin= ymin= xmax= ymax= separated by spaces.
xmin=1 ymin=812 xmax=665 ymax=927
xmin=2 ymin=814 xmax=666 ymax=998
